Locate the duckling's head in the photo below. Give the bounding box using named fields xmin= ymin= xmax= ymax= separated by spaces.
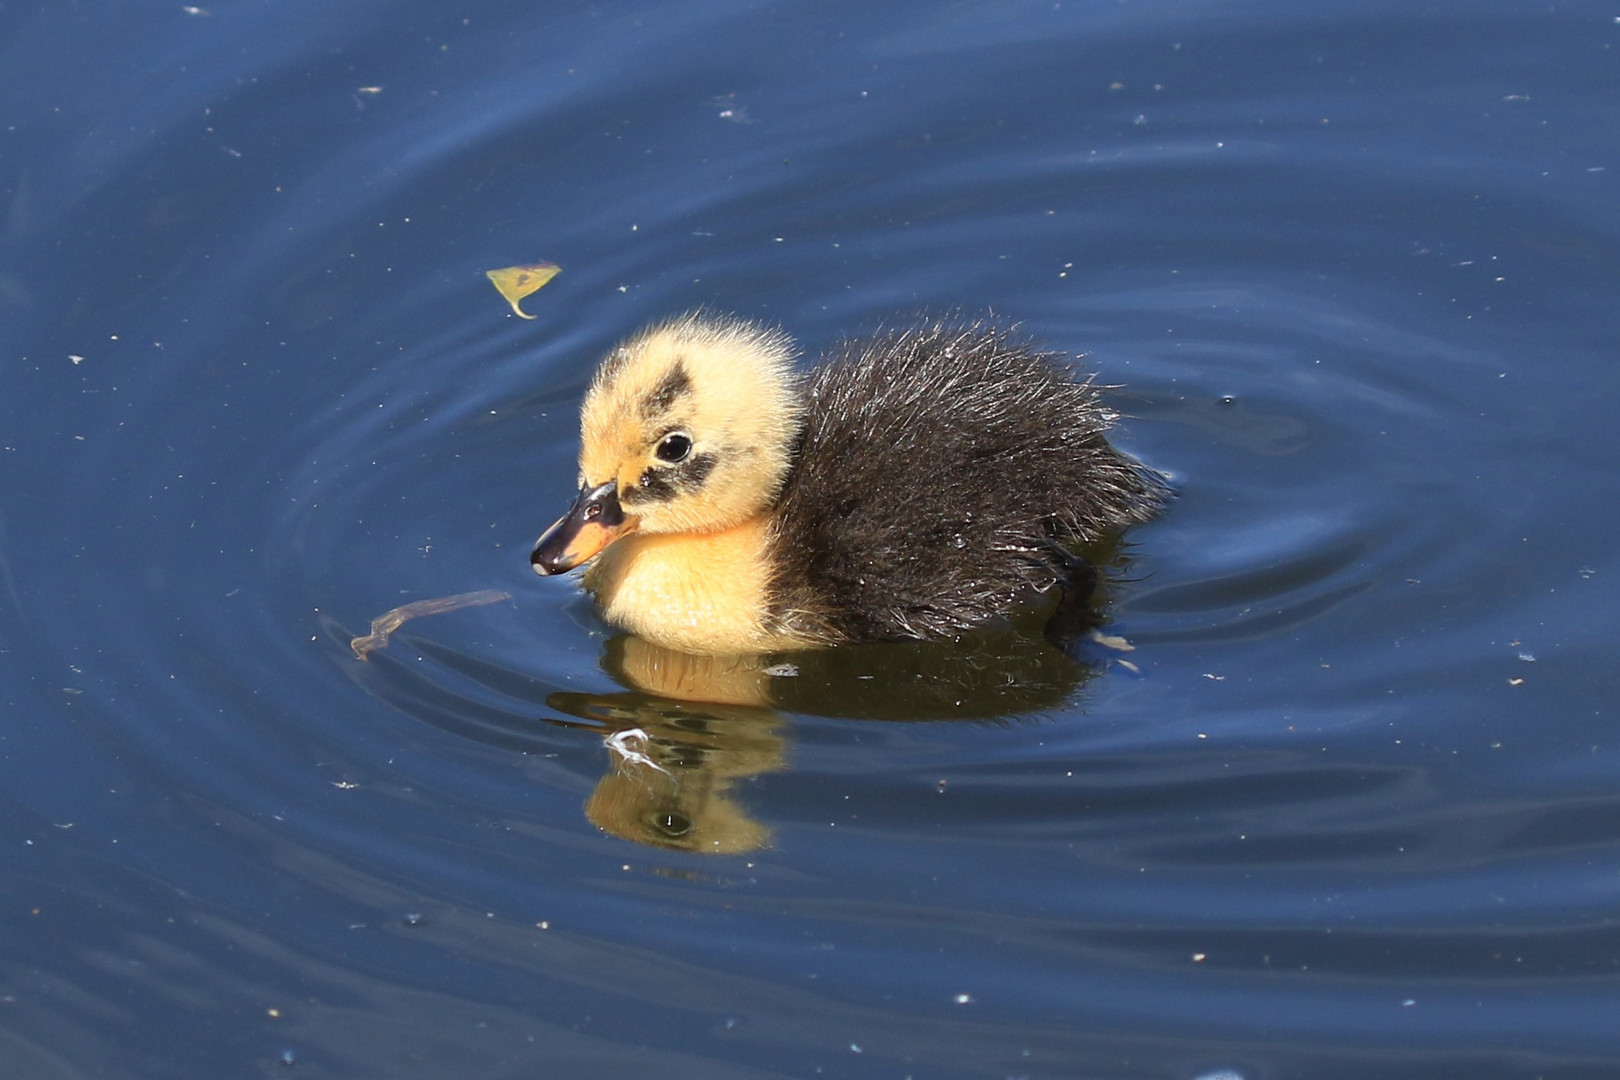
xmin=532 ymin=314 xmax=802 ymax=574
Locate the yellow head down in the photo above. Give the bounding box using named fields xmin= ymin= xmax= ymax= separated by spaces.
xmin=583 ymin=313 xmax=802 ymax=532
xmin=532 ymin=314 xmax=804 ymax=577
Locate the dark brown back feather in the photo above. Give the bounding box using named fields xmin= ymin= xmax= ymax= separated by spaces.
xmin=767 ymin=322 xmax=1164 ymax=643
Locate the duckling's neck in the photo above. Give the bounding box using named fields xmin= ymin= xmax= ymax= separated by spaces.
xmin=583 ymin=518 xmax=806 ymax=654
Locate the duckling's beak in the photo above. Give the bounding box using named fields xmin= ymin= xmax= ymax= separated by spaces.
xmin=531 ymin=481 xmax=636 ymax=575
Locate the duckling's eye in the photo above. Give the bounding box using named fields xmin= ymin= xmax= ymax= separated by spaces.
xmin=652 ymin=811 xmax=691 ymax=837
xmin=655 ymin=432 xmax=693 ymax=463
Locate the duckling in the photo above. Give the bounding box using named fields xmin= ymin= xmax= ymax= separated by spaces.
xmin=532 ymin=313 xmax=1165 ymax=654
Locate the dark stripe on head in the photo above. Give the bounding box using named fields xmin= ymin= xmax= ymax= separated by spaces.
xmin=641 ymin=360 xmax=691 ymax=417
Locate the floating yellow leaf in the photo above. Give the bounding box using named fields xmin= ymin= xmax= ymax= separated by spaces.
xmin=485 ymin=262 xmax=560 ymax=319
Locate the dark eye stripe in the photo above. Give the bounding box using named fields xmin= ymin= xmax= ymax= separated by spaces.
xmin=681 ymin=451 xmax=716 ymax=490
xmin=620 ymin=451 xmax=719 ymax=505
xmin=624 ymin=470 xmax=676 ymax=504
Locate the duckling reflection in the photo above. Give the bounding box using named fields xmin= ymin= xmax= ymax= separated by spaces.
xmin=548 ymin=620 xmax=1116 ymax=853
xmin=596 ymin=624 xmax=1105 ymax=720
xmin=549 ymin=687 xmax=785 ymax=854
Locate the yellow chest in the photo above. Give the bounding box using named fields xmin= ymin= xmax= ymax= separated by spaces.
xmin=582 ymin=519 xmax=802 ymax=654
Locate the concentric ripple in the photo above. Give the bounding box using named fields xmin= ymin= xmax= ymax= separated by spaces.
xmin=4 ymin=1 xmax=1619 ymax=1076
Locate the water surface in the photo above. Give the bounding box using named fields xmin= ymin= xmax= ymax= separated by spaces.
xmin=3 ymin=2 xmax=1619 ymax=1077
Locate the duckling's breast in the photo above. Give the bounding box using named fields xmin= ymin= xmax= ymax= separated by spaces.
xmin=584 ymin=518 xmax=808 ymax=654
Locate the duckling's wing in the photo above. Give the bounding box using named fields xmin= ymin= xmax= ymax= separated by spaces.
xmin=768 ymin=322 xmax=1164 ymax=643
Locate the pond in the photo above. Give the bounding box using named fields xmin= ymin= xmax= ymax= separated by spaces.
xmin=2 ymin=1 xmax=1618 ymax=1077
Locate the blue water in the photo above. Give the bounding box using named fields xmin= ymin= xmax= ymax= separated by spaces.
xmin=4 ymin=2 xmax=1620 ymax=1077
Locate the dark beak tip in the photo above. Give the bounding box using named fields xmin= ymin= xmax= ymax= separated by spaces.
xmin=531 ymin=481 xmax=622 ymax=577
xmin=530 ymin=545 xmax=570 ymax=576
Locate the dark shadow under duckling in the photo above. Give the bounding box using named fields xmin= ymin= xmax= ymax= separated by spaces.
xmin=533 ymin=313 xmax=1165 ymax=654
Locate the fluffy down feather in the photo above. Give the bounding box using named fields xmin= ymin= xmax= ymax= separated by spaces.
xmin=534 ymin=314 xmax=1164 ymax=653
xmin=764 ymin=321 xmax=1165 ymax=643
